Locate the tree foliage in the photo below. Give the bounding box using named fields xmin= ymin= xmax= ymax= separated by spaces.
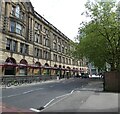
xmin=73 ymin=0 xmax=120 ymax=71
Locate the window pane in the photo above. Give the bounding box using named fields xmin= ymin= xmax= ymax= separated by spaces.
xmin=11 ymin=6 xmax=15 ymax=15
xmin=15 ymin=5 xmax=20 ymax=18
xmin=12 ymin=40 xmax=17 ymax=52
xmin=24 ymin=45 xmax=28 ymax=54
xmin=6 ymin=39 xmax=11 ymax=50
xmin=40 ymin=35 xmax=42 ymax=44
xmin=10 ymin=21 xmax=15 ymax=32
xmin=16 ymin=23 xmax=22 ymax=34
xmin=20 ymin=43 xmax=23 ymax=53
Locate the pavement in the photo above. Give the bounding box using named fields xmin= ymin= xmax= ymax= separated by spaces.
xmin=41 ymin=80 xmax=119 ymax=113
xmin=41 ymin=91 xmax=119 ymax=112
xmin=0 ymin=78 xmax=120 ymax=113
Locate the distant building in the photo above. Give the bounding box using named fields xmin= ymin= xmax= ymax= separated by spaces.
xmin=0 ymin=0 xmax=87 ymax=76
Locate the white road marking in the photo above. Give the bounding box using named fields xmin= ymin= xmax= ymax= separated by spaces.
xmin=71 ymin=90 xmax=74 ymax=94
xmin=6 ymin=94 xmax=20 ymax=98
xmin=44 ymin=99 xmax=55 ymax=108
xmin=30 ymin=95 xmax=68 ymax=112
xmin=30 ymin=89 xmax=76 ymax=112
xmin=30 ymin=108 xmax=40 ymax=112
xmin=55 ymin=93 xmax=70 ymax=99
xmin=2 ymin=88 xmax=44 ymax=98
xmin=41 ymin=95 xmax=69 ymax=112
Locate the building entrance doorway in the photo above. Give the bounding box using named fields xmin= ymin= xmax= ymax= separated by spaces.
xmin=4 ymin=57 xmax=16 ymax=75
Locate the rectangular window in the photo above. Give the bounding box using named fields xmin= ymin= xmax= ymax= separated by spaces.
xmin=69 ymin=59 xmax=71 ymax=65
xmin=35 ymin=48 xmax=39 ymax=57
xmin=66 ymin=58 xmax=68 ymax=64
xmin=43 ymin=37 xmax=46 ymax=46
xmin=65 ymin=48 xmax=67 ymax=54
xmin=20 ymin=43 xmax=24 ymax=53
xmin=72 ymin=59 xmax=75 ymax=65
xmin=43 ymin=51 xmax=49 ymax=60
xmin=21 ymin=27 xmax=24 ymax=36
xmin=43 ymin=51 xmax=47 ymax=59
xmin=63 ymin=57 xmax=65 ymax=63
xmin=58 ymin=56 xmax=61 ymax=63
xmin=53 ymin=42 xmax=57 ymax=50
xmin=24 ymin=44 xmax=28 ymax=54
xmin=15 ymin=6 xmax=20 ymax=18
xmin=39 ymin=49 xmax=42 ymax=58
xmin=16 ymin=23 xmax=22 ymax=34
xmin=58 ymin=44 xmax=61 ymax=52
xmin=11 ymin=6 xmax=15 ymax=15
xmin=10 ymin=21 xmax=15 ymax=32
xmin=39 ymin=34 xmax=42 ymax=44
xmin=35 ymin=22 xmax=38 ymax=28
xmin=12 ymin=40 xmax=17 ymax=52
xmin=43 ymin=37 xmax=49 ymax=47
xmin=45 ymin=39 xmax=48 ymax=46
xmin=45 ymin=28 xmax=49 ymax=35
xmin=6 ymin=39 xmax=17 ymax=52
xmin=62 ymin=46 xmax=64 ymax=53
xmin=39 ymin=24 xmax=42 ymax=31
xmin=37 ymin=35 xmax=39 ymax=43
xmin=6 ymin=39 xmax=11 ymax=50
xmin=20 ymin=12 xmax=24 ymax=20
xmin=20 ymin=43 xmax=28 ymax=54
xmin=35 ymin=33 xmax=39 ymax=43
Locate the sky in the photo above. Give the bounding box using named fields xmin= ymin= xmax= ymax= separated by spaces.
xmin=30 ymin=0 xmax=88 ymax=40
xmin=30 ymin=0 xmax=119 ymax=41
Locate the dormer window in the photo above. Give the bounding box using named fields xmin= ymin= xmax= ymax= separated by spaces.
xmin=15 ymin=5 xmax=20 ymax=18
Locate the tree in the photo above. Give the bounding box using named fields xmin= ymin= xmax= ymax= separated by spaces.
xmin=73 ymin=0 xmax=120 ymax=71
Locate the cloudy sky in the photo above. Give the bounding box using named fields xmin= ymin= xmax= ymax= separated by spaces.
xmin=30 ymin=0 xmax=119 ymax=40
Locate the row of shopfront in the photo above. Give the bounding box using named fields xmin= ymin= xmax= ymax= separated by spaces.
xmin=0 ymin=57 xmax=87 ymax=77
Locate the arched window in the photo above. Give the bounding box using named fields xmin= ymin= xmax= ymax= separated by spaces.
xmin=15 ymin=5 xmax=20 ymax=18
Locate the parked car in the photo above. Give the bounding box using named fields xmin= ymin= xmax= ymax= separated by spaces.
xmin=89 ymin=74 xmax=101 ymax=78
xmin=81 ymin=73 xmax=89 ymax=78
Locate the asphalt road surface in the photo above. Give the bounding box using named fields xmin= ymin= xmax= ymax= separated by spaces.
xmin=2 ymin=78 xmax=103 ymax=112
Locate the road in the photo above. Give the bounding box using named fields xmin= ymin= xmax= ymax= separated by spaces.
xmin=2 ymin=78 xmax=103 ymax=112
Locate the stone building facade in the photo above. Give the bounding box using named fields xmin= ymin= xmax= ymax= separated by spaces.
xmin=0 ymin=0 xmax=87 ymax=76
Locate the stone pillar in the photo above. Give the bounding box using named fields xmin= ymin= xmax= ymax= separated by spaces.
xmin=0 ymin=66 xmax=4 ymax=77
xmin=31 ymin=18 xmax=34 ymax=41
xmin=0 ymin=59 xmax=4 ymax=77
xmin=15 ymin=66 xmax=19 ymax=76
xmin=27 ymin=66 xmax=33 ymax=76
